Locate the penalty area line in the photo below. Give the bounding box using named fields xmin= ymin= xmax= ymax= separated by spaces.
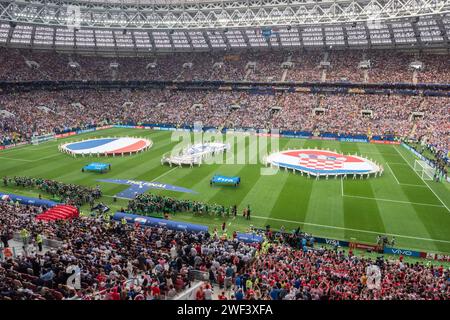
xmin=386 ymin=162 xmax=410 ymax=166
xmin=385 ymin=162 xmax=400 ymax=185
xmin=399 ymin=183 xmax=428 ymax=188
xmin=342 ymin=194 xmax=444 ymax=208
xmin=251 ymin=215 xmax=450 ymax=244
xmin=394 ymin=146 xmax=450 ymax=213
xmin=0 ymin=156 xmax=34 ymax=162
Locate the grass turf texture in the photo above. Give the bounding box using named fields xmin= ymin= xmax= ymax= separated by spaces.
xmin=1 ymin=128 xmax=449 ymax=256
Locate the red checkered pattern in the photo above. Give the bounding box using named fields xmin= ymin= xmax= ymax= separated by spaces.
xmin=298 ymin=158 xmax=344 ymax=170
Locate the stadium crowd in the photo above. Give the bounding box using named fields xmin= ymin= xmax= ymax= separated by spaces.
xmin=1 ymin=48 xmax=449 ymax=84
xmin=0 ymin=200 xmax=256 ymax=300
xmin=1 ymin=89 xmax=448 ymax=155
xmin=0 ymin=200 xmax=448 ymax=300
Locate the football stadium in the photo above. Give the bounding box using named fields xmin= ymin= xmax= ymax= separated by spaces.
xmin=0 ymin=0 xmax=449 ymax=303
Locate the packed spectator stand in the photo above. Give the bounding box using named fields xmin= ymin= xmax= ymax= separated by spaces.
xmin=0 ymin=47 xmax=449 ymax=300
xmin=0 ymin=48 xmax=448 ymax=156
xmin=0 ymin=48 xmax=449 ymax=84
xmin=0 ymin=88 xmax=448 ymax=155
xmin=0 ymin=200 xmax=448 ymax=300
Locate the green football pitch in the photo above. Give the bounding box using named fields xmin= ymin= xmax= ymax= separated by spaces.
xmin=1 ymin=128 xmax=449 ymax=254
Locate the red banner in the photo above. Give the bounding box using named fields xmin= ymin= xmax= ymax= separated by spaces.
xmin=55 ymin=132 xmax=76 ymax=139
xmin=0 ymin=146 xmax=4 ymax=150
xmin=354 ymin=243 xmax=379 ymax=251
xmin=1 ymin=142 xmax=29 ymax=150
xmin=97 ymin=125 xmax=113 ymax=130
xmin=369 ymin=140 xmax=400 ymax=145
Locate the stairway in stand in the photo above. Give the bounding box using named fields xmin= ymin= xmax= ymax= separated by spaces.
xmin=36 ymin=205 xmax=79 ymax=221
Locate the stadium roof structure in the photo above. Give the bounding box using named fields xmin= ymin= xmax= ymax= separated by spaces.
xmin=0 ymin=0 xmax=449 ymax=53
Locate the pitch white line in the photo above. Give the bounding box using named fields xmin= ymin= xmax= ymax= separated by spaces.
xmin=399 ymin=183 xmax=428 ymax=188
xmin=0 ymin=156 xmax=33 ymax=162
xmin=35 ymin=154 xmax=64 ymax=161
xmin=150 ymin=167 xmax=178 ymax=182
xmin=386 ymin=162 xmax=400 ymax=185
xmin=395 ymin=146 xmax=450 ymax=213
xmin=387 ymin=162 xmax=428 ymax=187
xmin=343 ymin=194 xmax=444 ymax=208
xmin=340 ymin=177 xmax=344 ymax=197
xmin=251 ymin=215 xmax=450 ymax=244
xmin=387 ymin=162 xmax=410 ymax=166
xmin=0 ymin=153 xmax=63 ymax=162
xmin=354 ymin=151 xmax=399 ymax=155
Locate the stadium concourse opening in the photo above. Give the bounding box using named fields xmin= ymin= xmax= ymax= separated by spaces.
xmin=0 ymin=0 xmax=449 ymax=304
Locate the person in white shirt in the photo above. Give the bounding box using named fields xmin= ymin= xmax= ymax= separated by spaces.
xmin=203 ymin=283 xmax=213 ymax=300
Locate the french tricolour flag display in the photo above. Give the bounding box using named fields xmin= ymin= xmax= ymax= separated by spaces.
xmin=61 ymin=137 xmax=151 ymax=155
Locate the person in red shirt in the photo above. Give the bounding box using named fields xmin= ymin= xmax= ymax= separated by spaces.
xmin=96 ymin=271 xmax=106 ymax=283
xmin=109 ymin=287 xmax=120 ymax=300
xmin=151 ymin=283 xmax=161 ymax=298
xmin=217 ymin=272 xmax=225 ymax=289
xmin=196 ymin=287 xmax=205 ymax=300
xmin=218 ymin=291 xmax=227 ymax=300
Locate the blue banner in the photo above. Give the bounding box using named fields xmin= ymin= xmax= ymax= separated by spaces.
xmin=211 ymin=175 xmax=240 ymax=185
xmin=236 ymin=232 xmax=264 ymax=243
xmin=0 ymin=192 xmax=57 ymax=207
xmin=315 ymin=237 xmax=350 ymax=247
xmin=76 ymin=128 xmax=96 ymax=134
xmin=383 ymin=247 xmax=422 ymax=258
xmin=113 ymin=125 xmax=136 ymax=129
xmin=83 ymin=162 xmax=110 ymax=173
xmin=97 ymin=178 xmax=197 ymax=199
xmin=113 ymin=212 xmax=208 ymax=233
xmin=339 ymin=138 xmax=368 ymax=143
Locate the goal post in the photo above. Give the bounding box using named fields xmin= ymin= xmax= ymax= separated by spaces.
xmin=413 ymin=160 xmax=435 ymax=181
xmin=31 ymin=133 xmax=56 ymax=145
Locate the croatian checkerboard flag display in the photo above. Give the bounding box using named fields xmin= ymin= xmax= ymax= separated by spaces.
xmin=266 ymin=149 xmax=380 ymax=176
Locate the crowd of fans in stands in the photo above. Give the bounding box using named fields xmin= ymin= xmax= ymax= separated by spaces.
xmin=1 ymin=89 xmax=448 ymax=155
xmin=0 ymin=46 xmax=449 ymax=301
xmin=0 ymin=200 xmax=448 ymax=300
xmin=1 ymin=48 xmax=449 ymax=84
xmin=3 ymin=176 xmax=102 ymax=206
xmin=0 ymin=200 xmax=256 ymax=300
xmin=0 ymin=48 xmax=448 ymax=155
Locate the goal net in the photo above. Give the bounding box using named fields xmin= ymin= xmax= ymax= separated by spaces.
xmin=413 ymin=160 xmax=435 ymax=181
xmin=31 ymin=133 xmax=56 ymax=145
